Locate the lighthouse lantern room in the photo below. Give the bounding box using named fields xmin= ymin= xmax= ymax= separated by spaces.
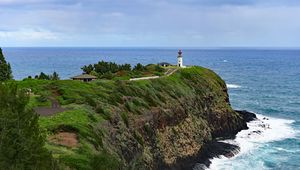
xmin=177 ymin=50 xmax=183 ymax=68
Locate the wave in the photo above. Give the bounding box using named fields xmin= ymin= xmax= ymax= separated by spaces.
xmin=227 ymin=84 xmax=242 ymax=89
xmin=207 ymin=114 xmax=296 ymax=170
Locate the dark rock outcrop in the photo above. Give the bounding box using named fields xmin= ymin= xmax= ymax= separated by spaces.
xmin=236 ymin=110 xmax=257 ymax=122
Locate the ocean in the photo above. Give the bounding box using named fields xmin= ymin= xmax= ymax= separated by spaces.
xmin=3 ymin=47 xmax=300 ymax=169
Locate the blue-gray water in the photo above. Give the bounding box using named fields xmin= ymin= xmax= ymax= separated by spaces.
xmin=3 ymin=47 xmax=300 ymax=169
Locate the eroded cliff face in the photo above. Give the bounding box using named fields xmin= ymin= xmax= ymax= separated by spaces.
xmin=99 ymin=67 xmax=249 ymax=169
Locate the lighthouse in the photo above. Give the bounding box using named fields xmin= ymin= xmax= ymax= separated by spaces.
xmin=177 ymin=50 xmax=183 ymax=67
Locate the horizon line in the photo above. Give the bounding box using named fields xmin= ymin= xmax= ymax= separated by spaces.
xmin=2 ymin=46 xmax=300 ymax=50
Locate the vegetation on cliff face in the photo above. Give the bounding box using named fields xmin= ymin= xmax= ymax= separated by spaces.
xmin=14 ymin=66 xmax=246 ymax=169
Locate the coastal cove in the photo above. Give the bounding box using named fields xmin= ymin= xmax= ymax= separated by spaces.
xmin=1 ymin=48 xmax=300 ymax=169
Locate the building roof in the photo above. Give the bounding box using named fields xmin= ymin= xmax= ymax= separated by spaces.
xmin=71 ymin=74 xmax=97 ymax=79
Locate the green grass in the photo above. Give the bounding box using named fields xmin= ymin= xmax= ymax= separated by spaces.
xmin=16 ymin=66 xmax=233 ymax=169
xmin=39 ymin=109 xmax=91 ymax=136
xmin=27 ymin=95 xmax=51 ymax=108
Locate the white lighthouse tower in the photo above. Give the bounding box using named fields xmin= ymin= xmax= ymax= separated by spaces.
xmin=177 ymin=50 xmax=183 ymax=67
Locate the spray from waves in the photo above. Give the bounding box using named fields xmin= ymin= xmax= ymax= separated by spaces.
xmin=207 ymin=114 xmax=296 ymax=170
xmin=227 ymin=84 xmax=241 ymax=89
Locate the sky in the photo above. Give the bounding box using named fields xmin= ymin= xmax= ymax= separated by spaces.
xmin=0 ymin=0 xmax=300 ymax=47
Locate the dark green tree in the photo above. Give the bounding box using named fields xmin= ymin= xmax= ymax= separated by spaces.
xmin=133 ymin=63 xmax=145 ymax=71
xmin=0 ymin=83 xmax=56 ymax=169
xmin=51 ymin=72 xmax=60 ymax=80
xmin=0 ymin=48 xmax=13 ymax=81
xmin=94 ymin=61 xmax=109 ymax=74
xmin=119 ymin=64 xmax=131 ymax=71
xmin=94 ymin=61 xmax=119 ymax=74
xmin=81 ymin=64 xmax=94 ymax=74
xmin=108 ymin=62 xmax=119 ymax=73
xmin=37 ymin=72 xmax=50 ymax=80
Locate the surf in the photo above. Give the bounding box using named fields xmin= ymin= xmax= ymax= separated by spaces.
xmin=227 ymin=84 xmax=242 ymax=89
xmin=207 ymin=114 xmax=296 ymax=170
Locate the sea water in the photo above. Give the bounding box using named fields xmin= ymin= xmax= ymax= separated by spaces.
xmin=3 ymin=47 xmax=300 ymax=169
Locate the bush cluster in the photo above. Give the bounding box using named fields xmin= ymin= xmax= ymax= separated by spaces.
xmin=26 ymin=71 xmax=60 ymax=80
xmin=81 ymin=60 xmax=164 ymax=80
xmin=81 ymin=61 xmax=132 ymax=75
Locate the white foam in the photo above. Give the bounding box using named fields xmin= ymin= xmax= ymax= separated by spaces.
xmin=227 ymin=84 xmax=242 ymax=89
xmin=207 ymin=114 xmax=296 ymax=170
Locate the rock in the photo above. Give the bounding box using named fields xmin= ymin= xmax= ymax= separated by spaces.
xmin=168 ymin=141 xmax=240 ymax=170
xmin=235 ymin=110 xmax=257 ymax=122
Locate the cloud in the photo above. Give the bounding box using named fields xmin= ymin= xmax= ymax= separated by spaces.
xmin=0 ymin=0 xmax=79 ymax=6
xmin=0 ymin=29 xmax=59 ymax=40
xmin=0 ymin=0 xmax=300 ymax=47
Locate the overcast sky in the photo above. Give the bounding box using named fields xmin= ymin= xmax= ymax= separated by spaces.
xmin=0 ymin=0 xmax=300 ymax=47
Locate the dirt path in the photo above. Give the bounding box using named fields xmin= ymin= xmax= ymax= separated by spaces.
xmin=34 ymin=97 xmax=68 ymax=116
xmin=165 ymin=68 xmax=178 ymax=76
xmin=130 ymin=68 xmax=179 ymax=81
xmin=49 ymin=132 xmax=79 ymax=148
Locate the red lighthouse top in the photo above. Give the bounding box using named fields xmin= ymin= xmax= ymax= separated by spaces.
xmin=178 ymin=50 xmax=182 ymax=56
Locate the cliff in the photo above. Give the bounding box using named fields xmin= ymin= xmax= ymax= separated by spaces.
xmin=18 ymin=66 xmax=252 ymax=169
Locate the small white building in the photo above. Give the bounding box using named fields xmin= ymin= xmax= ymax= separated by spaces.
xmin=177 ymin=50 xmax=184 ymax=68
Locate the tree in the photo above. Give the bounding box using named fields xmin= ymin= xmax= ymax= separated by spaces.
xmin=108 ymin=62 xmax=119 ymax=73
xmin=81 ymin=64 xmax=94 ymax=74
xmin=93 ymin=61 xmax=119 ymax=74
xmin=133 ymin=63 xmax=145 ymax=71
xmin=0 ymin=48 xmax=13 ymax=81
xmin=0 ymin=83 xmax=56 ymax=169
xmin=119 ymin=64 xmax=131 ymax=71
xmin=37 ymin=72 xmax=50 ymax=80
xmin=51 ymin=72 xmax=60 ymax=80
xmin=94 ymin=61 xmax=110 ymax=74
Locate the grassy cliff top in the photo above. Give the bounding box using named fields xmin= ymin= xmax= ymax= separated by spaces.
xmin=17 ymin=66 xmax=233 ymax=169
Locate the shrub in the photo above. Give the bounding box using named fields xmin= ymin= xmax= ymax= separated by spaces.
xmin=85 ymin=96 xmax=97 ymax=107
xmin=100 ymin=109 xmax=112 ymax=121
xmin=155 ymin=65 xmax=164 ymax=72
xmin=121 ymin=112 xmax=129 ymax=127
xmin=144 ymin=123 xmax=153 ymax=136
xmin=91 ymin=152 xmax=121 ymax=170
xmin=133 ymin=131 xmax=144 ymax=146
xmin=96 ymin=105 xmax=105 ymax=114
xmin=59 ymin=154 xmax=91 ymax=170
xmin=52 ymin=124 xmax=80 ymax=133
xmin=101 ymin=71 xmax=114 ymax=80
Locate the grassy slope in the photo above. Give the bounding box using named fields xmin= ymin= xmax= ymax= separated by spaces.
xmin=17 ymin=66 xmax=241 ymax=169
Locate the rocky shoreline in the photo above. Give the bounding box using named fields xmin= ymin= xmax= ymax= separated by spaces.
xmin=166 ymin=110 xmax=257 ymax=170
